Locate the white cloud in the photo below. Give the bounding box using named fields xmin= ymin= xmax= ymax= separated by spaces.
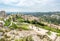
xmin=0 ymin=0 xmax=49 ymax=7
xmin=0 ymin=0 xmax=60 ymax=12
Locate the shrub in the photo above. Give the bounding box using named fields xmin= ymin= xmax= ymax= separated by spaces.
xmin=10 ymin=23 xmax=18 ymax=29
xmin=4 ymin=18 xmax=11 ymax=26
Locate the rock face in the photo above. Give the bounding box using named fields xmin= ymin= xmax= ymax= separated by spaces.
xmin=0 ymin=11 xmax=6 ymax=18
xmin=0 ymin=29 xmax=52 ymax=41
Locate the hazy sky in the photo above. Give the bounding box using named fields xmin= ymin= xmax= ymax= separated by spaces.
xmin=0 ymin=0 xmax=60 ymax=12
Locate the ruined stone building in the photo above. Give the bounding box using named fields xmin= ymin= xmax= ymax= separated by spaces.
xmin=0 ymin=11 xmax=6 ymax=18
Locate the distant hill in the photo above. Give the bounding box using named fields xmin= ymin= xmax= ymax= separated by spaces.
xmin=6 ymin=12 xmax=60 ymax=17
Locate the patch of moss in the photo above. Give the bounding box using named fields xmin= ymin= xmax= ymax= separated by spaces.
xmin=47 ymin=31 xmax=51 ymax=35
xmin=15 ymin=36 xmax=34 ymax=41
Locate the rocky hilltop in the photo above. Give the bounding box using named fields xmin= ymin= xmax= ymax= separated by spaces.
xmin=0 ymin=11 xmax=60 ymax=41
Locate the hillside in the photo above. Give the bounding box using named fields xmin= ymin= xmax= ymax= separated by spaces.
xmin=0 ymin=11 xmax=60 ymax=41
xmin=15 ymin=12 xmax=60 ymax=25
